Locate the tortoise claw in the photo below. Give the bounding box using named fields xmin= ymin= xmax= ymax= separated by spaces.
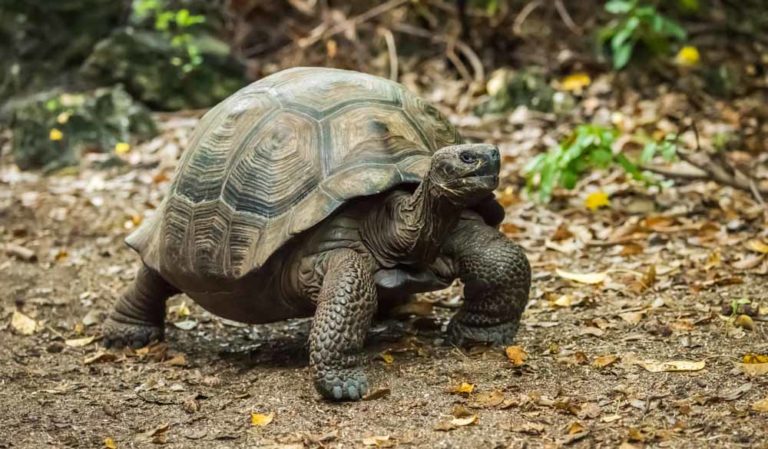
xmin=102 ymin=317 xmax=164 ymax=349
xmin=314 ymin=369 xmax=369 ymax=401
xmin=447 ymin=319 xmax=520 ymax=347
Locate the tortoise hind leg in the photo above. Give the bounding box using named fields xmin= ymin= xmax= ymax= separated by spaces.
xmin=103 ymin=264 xmax=179 ymax=349
xmin=308 ymin=249 xmax=377 ymax=401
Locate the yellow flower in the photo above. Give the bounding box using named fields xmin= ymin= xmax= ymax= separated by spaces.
xmin=114 ymin=142 xmax=131 ymax=155
xmin=49 ymin=128 xmax=64 ymax=141
xmin=559 ymin=72 xmax=591 ymax=92
xmin=675 ymin=46 xmax=700 ymax=67
xmin=584 ymin=191 xmax=610 ymax=211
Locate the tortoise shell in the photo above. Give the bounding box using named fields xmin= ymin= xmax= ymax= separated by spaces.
xmin=127 ymin=67 xmax=462 ymax=280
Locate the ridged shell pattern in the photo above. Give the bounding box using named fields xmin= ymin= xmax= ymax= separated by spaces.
xmin=126 ymin=67 xmax=461 ymax=280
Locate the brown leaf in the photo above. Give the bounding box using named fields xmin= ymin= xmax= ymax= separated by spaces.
xmin=164 ymin=354 xmax=187 ymax=366
xmin=511 ymin=421 xmax=545 ymax=435
xmin=65 ymin=336 xmax=96 ymax=347
xmin=361 ymin=435 xmax=393 ymax=447
xmin=592 ymin=355 xmax=620 ymax=369
xmin=752 ymin=397 xmax=768 ymax=413
xmin=637 ymin=360 xmax=705 ymax=372
xmin=734 ymin=314 xmax=755 ymax=331
xmin=558 ymin=351 xmax=589 ymax=365
xmin=451 ymin=405 xmax=473 ymax=418
xmin=363 ymin=387 xmax=391 ymax=401
xmin=740 ymin=363 xmax=768 ymax=377
xmin=746 ymin=239 xmax=768 ymax=254
xmin=469 ymin=390 xmax=505 ymax=408
xmin=434 ymin=414 xmax=478 ymax=431
xmin=619 ymin=311 xmax=645 ymax=325
xmin=448 ymin=382 xmax=475 ymax=395
xmin=556 ymin=269 xmax=607 ymax=284
xmin=505 ymin=345 xmax=527 ymax=366
xmin=84 ymin=351 xmax=118 ymax=365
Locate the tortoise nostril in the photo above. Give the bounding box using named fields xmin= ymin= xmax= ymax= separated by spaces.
xmin=459 ymin=151 xmax=477 ymax=164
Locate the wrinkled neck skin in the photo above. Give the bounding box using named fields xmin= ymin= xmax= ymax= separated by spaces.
xmin=362 ymin=176 xmax=466 ymax=268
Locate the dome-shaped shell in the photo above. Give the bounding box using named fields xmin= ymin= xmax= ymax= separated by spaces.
xmin=127 ymin=67 xmax=461 ymax=280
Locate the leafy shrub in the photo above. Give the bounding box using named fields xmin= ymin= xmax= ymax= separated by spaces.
xmin=131 ymin=0 xmax=206 ymax=73
xmin=598 ymin=0 xmax=687 ymax=69
xmin=523 ymin=124 xmax=678 ymax=202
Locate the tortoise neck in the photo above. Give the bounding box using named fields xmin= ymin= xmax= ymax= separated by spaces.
xmin=363 ymin=178 xmax=464 ymax=267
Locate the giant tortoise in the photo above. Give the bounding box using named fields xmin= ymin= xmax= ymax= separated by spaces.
xmin=103 ymin=67 xmax=531 ymax=400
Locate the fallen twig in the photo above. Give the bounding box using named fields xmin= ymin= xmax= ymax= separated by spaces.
xmin=298 ymin=0 xmax=410 ymax=49
xmin=554 ymin=0 xmax=581 ymax=35
xmin=379 ymin=27 xmax=399 ymax=81
xmin=643 ymin=124 xmax=767 ymax=205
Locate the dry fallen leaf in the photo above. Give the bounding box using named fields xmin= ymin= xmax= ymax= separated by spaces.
xmin=469 ymin=390 xmax=505 ymax=408
xmin=104 ymin=437 xmax=117 ymax=449
xmin=619 ymin=311 xmax=645 ymax=325
xmin=638 ymin=360 xmax=706 ymax=373
xmin=449 ymin=382 xmax=475 ymax=395
xmin=740 ymin=363 xmax=768 ymax=377
xmin=11 ymin=310 xmax=37 ymax=335
xmin=164 ymin=354 xmax=187 ymax=366
xmin=752 ymin=397 xmax=768 ymax=413
xmin=556 ymin=269 xmax=607 ymax=284
xmin=250 ymin=412 xmax=274 ymax=426
xmin=746 ymin=239 xmax=768 ymax=254
xmin=567 ymin=421 xmax=586 ymax=435
xmin=505 ymin=345 xmax=527 ymax=366
xmin=743 ymin=353 xmax=768 ymax=364
xmin=593 ymin=355 xmax=620 ymax=369
xmin=84 ymin=352 xmax=118 ymax=365
xmin=378 ymin=352 xmax=394 ymax=364
xmin=361 ymin=435 xmax=392 ymax=447
xmin=734 ymin=314 xmax=755 ymax=331
xmin=451 ymin=415 xmax=478 ymax=426
xmin=511 ymin=421 xmax=545 ymax=434
xmin=363 ymin=387 xmax=391 ymax=401
xmin=552 ymin=294 xmax=583 ymax=308
xmin=65 ymin=336 xmax=96 ymax=347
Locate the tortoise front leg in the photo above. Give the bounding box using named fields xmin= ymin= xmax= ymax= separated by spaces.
xmin=442 ymin=214 xmax=531 ymax=346
xmin=309 ymin=249 xmax=377 ymax=401
xmin=102 ymin=264 xmax=178 ymax=348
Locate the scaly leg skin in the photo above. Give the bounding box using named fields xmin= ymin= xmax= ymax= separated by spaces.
xmin=309 ymin=249 xmax=377 ymax=401
xmin=442 ymin=214 xmax=531 ymax=347
xmin=102 ymin=264 xmax=178 ymax=349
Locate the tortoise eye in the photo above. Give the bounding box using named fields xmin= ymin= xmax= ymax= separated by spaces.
xmin=459 ymin=151 xmax=477 ymax=164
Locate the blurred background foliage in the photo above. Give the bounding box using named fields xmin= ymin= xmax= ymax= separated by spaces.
xmin=0 ymin=0 xmax=765 ymax=197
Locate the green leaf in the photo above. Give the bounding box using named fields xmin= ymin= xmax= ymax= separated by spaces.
xmin=640 ymin=142 xmax=657 ymax=164
xmin=605 ymin=0 xmax=636 ymax=14
xmin=612 ymin=41 xmax=634 ymax=69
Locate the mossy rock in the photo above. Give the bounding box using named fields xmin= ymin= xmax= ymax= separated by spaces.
xmin=4 ymin=85 xmax=156 ymax=171
xmin=81 ymin=28 xmax=245 ymax=110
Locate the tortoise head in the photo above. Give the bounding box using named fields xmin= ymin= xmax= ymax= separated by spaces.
xmin=427 ymin=143 xmax=500 ymax=203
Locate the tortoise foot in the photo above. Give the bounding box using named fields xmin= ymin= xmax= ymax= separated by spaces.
xmin=102 ymin=317 xmax=164 ymax=349
xmin=447 ymin=319 xmax=519 ymax=347
xmin=314 ymin=368 xmax=369 ymax=401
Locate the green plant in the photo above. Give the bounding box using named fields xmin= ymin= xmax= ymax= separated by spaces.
xmin=598 ymin=0 xmax=687 ymax=69
xmin=523 ymin=124 xmax=677 ymax=203
xmin=131 ymin=0 xmax=206 ymax=72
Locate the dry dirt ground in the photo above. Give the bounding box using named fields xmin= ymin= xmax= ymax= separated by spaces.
xmin=2 ymin=105 xmax=768 ymax=449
